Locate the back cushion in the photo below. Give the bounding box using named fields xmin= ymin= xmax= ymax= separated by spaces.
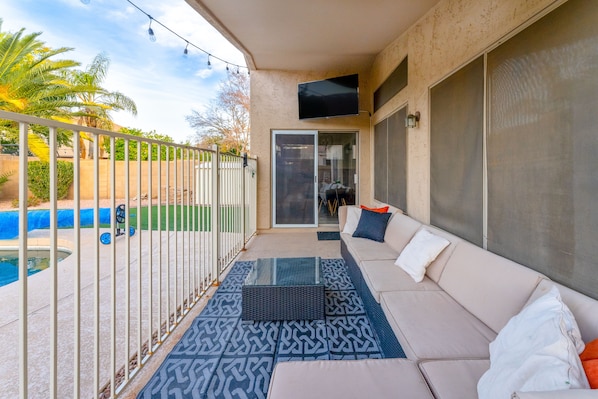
xmin=438 ymin=242 xmax=545 ymax=333
xmin=383 ymin=213 xmax=422 ymax=253
xmin=338 ymin=205 xmax=349 ymax=231
xmin=421 ymin=225 xmax=463 ymax=282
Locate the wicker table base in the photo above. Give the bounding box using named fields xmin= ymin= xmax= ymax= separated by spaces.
xmin=242 ymin=257 xmax=325 ymax=321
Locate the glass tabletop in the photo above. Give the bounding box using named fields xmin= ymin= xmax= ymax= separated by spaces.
xmin=244 ymin=257 xmax=322 ymax=287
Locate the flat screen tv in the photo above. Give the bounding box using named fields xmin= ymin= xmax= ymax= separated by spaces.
xmin=298 ymin=74 xmax=359 ymax=120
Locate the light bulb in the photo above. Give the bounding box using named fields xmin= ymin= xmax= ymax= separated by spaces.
xmin=207 ymin=56 xmax=212 ymax=69
xmin=148 ymin=18 xmax=156 ymax=42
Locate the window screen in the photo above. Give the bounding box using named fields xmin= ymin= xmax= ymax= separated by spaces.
xmin=374 ymin=118 xmax=388 ymax=202
xmin=486 ymin=0 xmax=598 ymax=299
xmin=374 ymin=57 xmax=408 ymax=112
xmin=374 ymin=107 xmax=407 ymax=210
xmin=430 ymin=56 xmax=484 ymax=246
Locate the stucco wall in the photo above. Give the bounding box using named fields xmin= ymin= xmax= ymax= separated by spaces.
xmin=370 ymin=0 xmax=566 ymax=223
xmin=250 ymin=69 xmax=372 ymax=230
xmin=250 ymin=0 xmax=565 ymax=229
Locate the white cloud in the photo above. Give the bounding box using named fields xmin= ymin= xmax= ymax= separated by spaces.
xmin=2 ymin=0 xmax=246 ymax=143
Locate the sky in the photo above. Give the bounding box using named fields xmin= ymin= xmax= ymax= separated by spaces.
xmin=1 ymin=0 xmax=247 ymax=143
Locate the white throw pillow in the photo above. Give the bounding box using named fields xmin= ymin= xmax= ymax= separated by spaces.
xmin=394 ymin=229 xmax=450 ymax=282
xmin=477 ymin=286 xmax=589 ymax=399
xmin=342 ymin=206 xmax=361 ymax=235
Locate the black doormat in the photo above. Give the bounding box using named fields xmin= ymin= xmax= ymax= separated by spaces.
xmin=317 ymin=231 xmax=340 ymax=241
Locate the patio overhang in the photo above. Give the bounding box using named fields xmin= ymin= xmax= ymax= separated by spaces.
xmin=185 ymin=0 xmax=441 ymax=72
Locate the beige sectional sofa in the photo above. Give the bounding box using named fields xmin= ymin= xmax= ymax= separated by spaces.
xmin=267 ymin=206 xmax=598 ymax=398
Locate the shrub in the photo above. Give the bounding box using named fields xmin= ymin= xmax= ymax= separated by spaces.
xmin=27 ymin=161 xmax=74 ymax=201
xmin=11 ymin=196 xmax=41 ymax=208
xmin=0 ymin=170 xmax=14 ymax=195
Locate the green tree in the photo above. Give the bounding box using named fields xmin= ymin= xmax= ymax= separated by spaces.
xmin=186 ymin=71 xmax=250 ymax=155
xmin=103 ymin=127 xmax=178 ymax=161
xmin=0 ymin=19 xmax=83 ymax=146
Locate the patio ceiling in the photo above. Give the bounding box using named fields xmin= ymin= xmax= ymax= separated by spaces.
xmin=185 ymin=0 xmax=441 ymax=72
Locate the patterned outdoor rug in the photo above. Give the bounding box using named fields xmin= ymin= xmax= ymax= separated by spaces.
xmin=137 ymin=259 xmax=382 ymax=399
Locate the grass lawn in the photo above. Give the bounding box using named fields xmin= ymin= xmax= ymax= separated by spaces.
xmin=124 ymin=205 xmax=239 ymax=231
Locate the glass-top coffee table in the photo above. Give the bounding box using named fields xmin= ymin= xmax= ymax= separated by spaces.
xmin=241 ymin=257 xmax=325 ymax=321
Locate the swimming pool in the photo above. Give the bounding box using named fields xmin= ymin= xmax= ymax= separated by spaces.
xmin=0 ymin=249 xmax=71 ymax=287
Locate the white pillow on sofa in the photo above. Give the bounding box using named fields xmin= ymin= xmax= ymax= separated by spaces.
xmin=477 ymin=286 xmax=589 ymax=399
xmin=342 ymin=206 xmax=361 ymax=235
xmin=394 ymin=229 xmax=450 ymax=282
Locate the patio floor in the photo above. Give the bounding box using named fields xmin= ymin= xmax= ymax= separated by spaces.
xmin=119 ymin=230 xmax=344 ymax=398
xmin=136 ymin=257 xmax=383 ymax=398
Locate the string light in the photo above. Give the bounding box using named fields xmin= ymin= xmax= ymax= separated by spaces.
xmin=147 ymin=16 xmax=156 ymax=42
xmin=80 ymin=0 xmax=248 ymax=72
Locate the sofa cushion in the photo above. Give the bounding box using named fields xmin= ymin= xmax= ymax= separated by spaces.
xmin=395 ymin=229 xmax=450 ymax=282
xmin=420 ymin=225 xmax=462 ymax=282
xmin=477 ymin=286 xmax=589 ymax=399
xmin=341 ymin=206 xmax=361 ymax=235
xmin=341 ymin=234 xmax=400 ymax=263
xmin=580 ymin=339 xmax=598 ymax=389
xmin=267 ymin=358 xmax=435 ymax=399
xmin=360 ymin=204 xmax=390 ymax=213
xmin=437 ymin=241 xmax=545 ymax=334
xmin=383 ymin=212 xmax=422 ymax=253
xmin=419 ymin=359 xmax=490 ymax=399
xmin=361 ymin=259 xmax=441 ymax=303
xmin=352 ymin=209 xmax=392 ymax=242
xmin=526 ymin=279 xmax=598 ymax=345
xmin=381 ymin=290 xmax=496 ymax=360
xmin=513 ymin=391 xmax=598 ymax=399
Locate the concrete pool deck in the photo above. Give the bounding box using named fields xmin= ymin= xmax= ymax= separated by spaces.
xmin=0 ymin=227 xmax=342 ymax=398
xmin=0 ymin=226 xmax=217 ymax=399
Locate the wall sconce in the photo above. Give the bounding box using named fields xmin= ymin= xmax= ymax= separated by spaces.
xmin=405 ymin=111 xmax=420 ymax=128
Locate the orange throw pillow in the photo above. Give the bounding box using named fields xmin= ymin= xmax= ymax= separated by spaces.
xmin=360 ymin=205 xmax=389 ymax=213
xmin=580 ymin=338 xmax=598 ymax=389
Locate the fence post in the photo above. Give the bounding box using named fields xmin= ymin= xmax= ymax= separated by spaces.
xmin=241 ymin=153 xmax=247 ymax=251
xmin=211 ymin=145 xmax=220 ymax=285
xmin=18 ymin=122 xmax=29 ymax=399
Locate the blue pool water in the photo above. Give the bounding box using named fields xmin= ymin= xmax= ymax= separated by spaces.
xmin=0 ymin=208 xmax=112 ymax=239
xmin=0 ymin=249 xmax=71 ymax=287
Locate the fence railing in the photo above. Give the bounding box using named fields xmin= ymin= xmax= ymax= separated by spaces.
xmin=0 ymin=110 xmax=257 ymax=399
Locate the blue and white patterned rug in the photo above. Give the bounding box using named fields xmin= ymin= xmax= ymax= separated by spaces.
xmin=137 ymin=259 xmax=383 ymax=399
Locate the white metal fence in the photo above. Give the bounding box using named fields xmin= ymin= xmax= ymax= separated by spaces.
xmin=0 ymin=110 xmax=257 ymax=399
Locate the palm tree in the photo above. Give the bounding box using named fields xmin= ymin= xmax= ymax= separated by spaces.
xmin=66 ymin=52 xmax=138 ymax=158
xmin=0 ymin=19 xmax=85 ymax=142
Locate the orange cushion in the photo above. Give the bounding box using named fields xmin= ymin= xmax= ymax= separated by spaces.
xmin=580 ymin=339 xmax=598 ymax=389
xmin=582 ymin=359 xmax=598 ymax=389
xmin=360 ymin=205 xmax=389 ymax=213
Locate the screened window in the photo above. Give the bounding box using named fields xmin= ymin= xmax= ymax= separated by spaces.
xmin=430 ymin=56 xmax=484 ymax=246
xmin=486 ymin=0 xmax=598 ymax=298
xmin=374 ymin=107 xmax=407 ymax=210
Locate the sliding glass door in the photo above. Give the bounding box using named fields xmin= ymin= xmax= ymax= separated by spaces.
xmin=272 ymin=130 xmax=318 ymax=227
